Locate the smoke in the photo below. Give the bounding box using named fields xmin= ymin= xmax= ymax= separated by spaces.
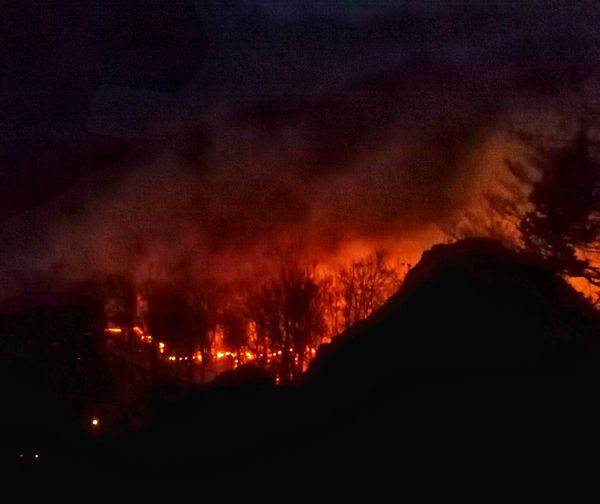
xmin=1 ymin=1 xmax=599 ymax=296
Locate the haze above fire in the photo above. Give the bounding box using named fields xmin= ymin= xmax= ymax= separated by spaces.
xmin=1 ymin=1 xmax=599 ymax=294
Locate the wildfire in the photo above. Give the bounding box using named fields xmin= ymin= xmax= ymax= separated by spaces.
xmin=104 ymin=320 xmax=323 ymax=383
xmin=101 ymin=251 xmax=408 ymax=384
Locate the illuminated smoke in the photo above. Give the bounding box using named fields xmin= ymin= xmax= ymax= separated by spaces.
xmin=1 ymin=1 xmax=599 ymax=296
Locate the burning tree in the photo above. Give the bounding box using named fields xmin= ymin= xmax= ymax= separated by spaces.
xmin=100 ymin=252 xmax=408 ymax=384
xmin=246 ymin=281 xmax=283 ymax=370
xmin=145 ymin=281 xmax=211 ymax=381
xmin=283 ymin=266 xmax=325 ymax=379
xmin=220 ymin=307 xmax=247 ymax=365
xmin=321 ymin=275 xmax=343 ymax=338
xmin=337 ymin=251 xmax=403 ymax=330
xmin=247 ymin=264 xmax=325 ymax=382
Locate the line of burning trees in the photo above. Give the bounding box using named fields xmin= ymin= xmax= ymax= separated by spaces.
xmin=103 ymin=251 xmax=407 ymax=384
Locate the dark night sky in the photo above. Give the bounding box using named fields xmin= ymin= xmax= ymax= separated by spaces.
xmin=1 ymin=1 xmax=599 ymax=293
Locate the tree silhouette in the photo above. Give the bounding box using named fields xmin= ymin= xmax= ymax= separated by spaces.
xmin=337 ymin=251 xmax=403 ymax=329
xmin=514 ymin=128 xmax=600 ymax=285
xmin=246 ymin=264 xmax=325 ymax=382
xmin=146 ymin=281 xmax=211 ymax=382
xmin=320 ymin=274 xmax=343 ymax=339
xmin=451 ymin=122 xmax=600 ymax=290
xmin=245 ymin=277 xmax=284 ymax=373
xmin=282 ymin=266 xmax=325 ymax=379
xmin=221 ymin=307 xmax=247 ymax=365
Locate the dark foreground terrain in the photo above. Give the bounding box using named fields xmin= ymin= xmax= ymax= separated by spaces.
xmin=2 ymin=239 xmax=600 ymax=486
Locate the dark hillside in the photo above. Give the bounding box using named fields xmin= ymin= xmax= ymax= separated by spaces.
xmin=6 ymin=239 xmax=600 ymax=479
xmin=306 ymin=238 xmax=600 ymax=395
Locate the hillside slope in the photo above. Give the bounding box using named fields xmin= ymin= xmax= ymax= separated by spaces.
xmin=306 ymin=238 xmax=600 ymax=393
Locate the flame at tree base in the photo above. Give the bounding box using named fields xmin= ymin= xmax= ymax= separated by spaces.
xmin=105 ymin=323 xmax=326 ymax=385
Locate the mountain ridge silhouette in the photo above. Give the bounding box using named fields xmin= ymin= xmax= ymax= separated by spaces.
xmin=305 ymin=237 xmax=600 ymax=393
